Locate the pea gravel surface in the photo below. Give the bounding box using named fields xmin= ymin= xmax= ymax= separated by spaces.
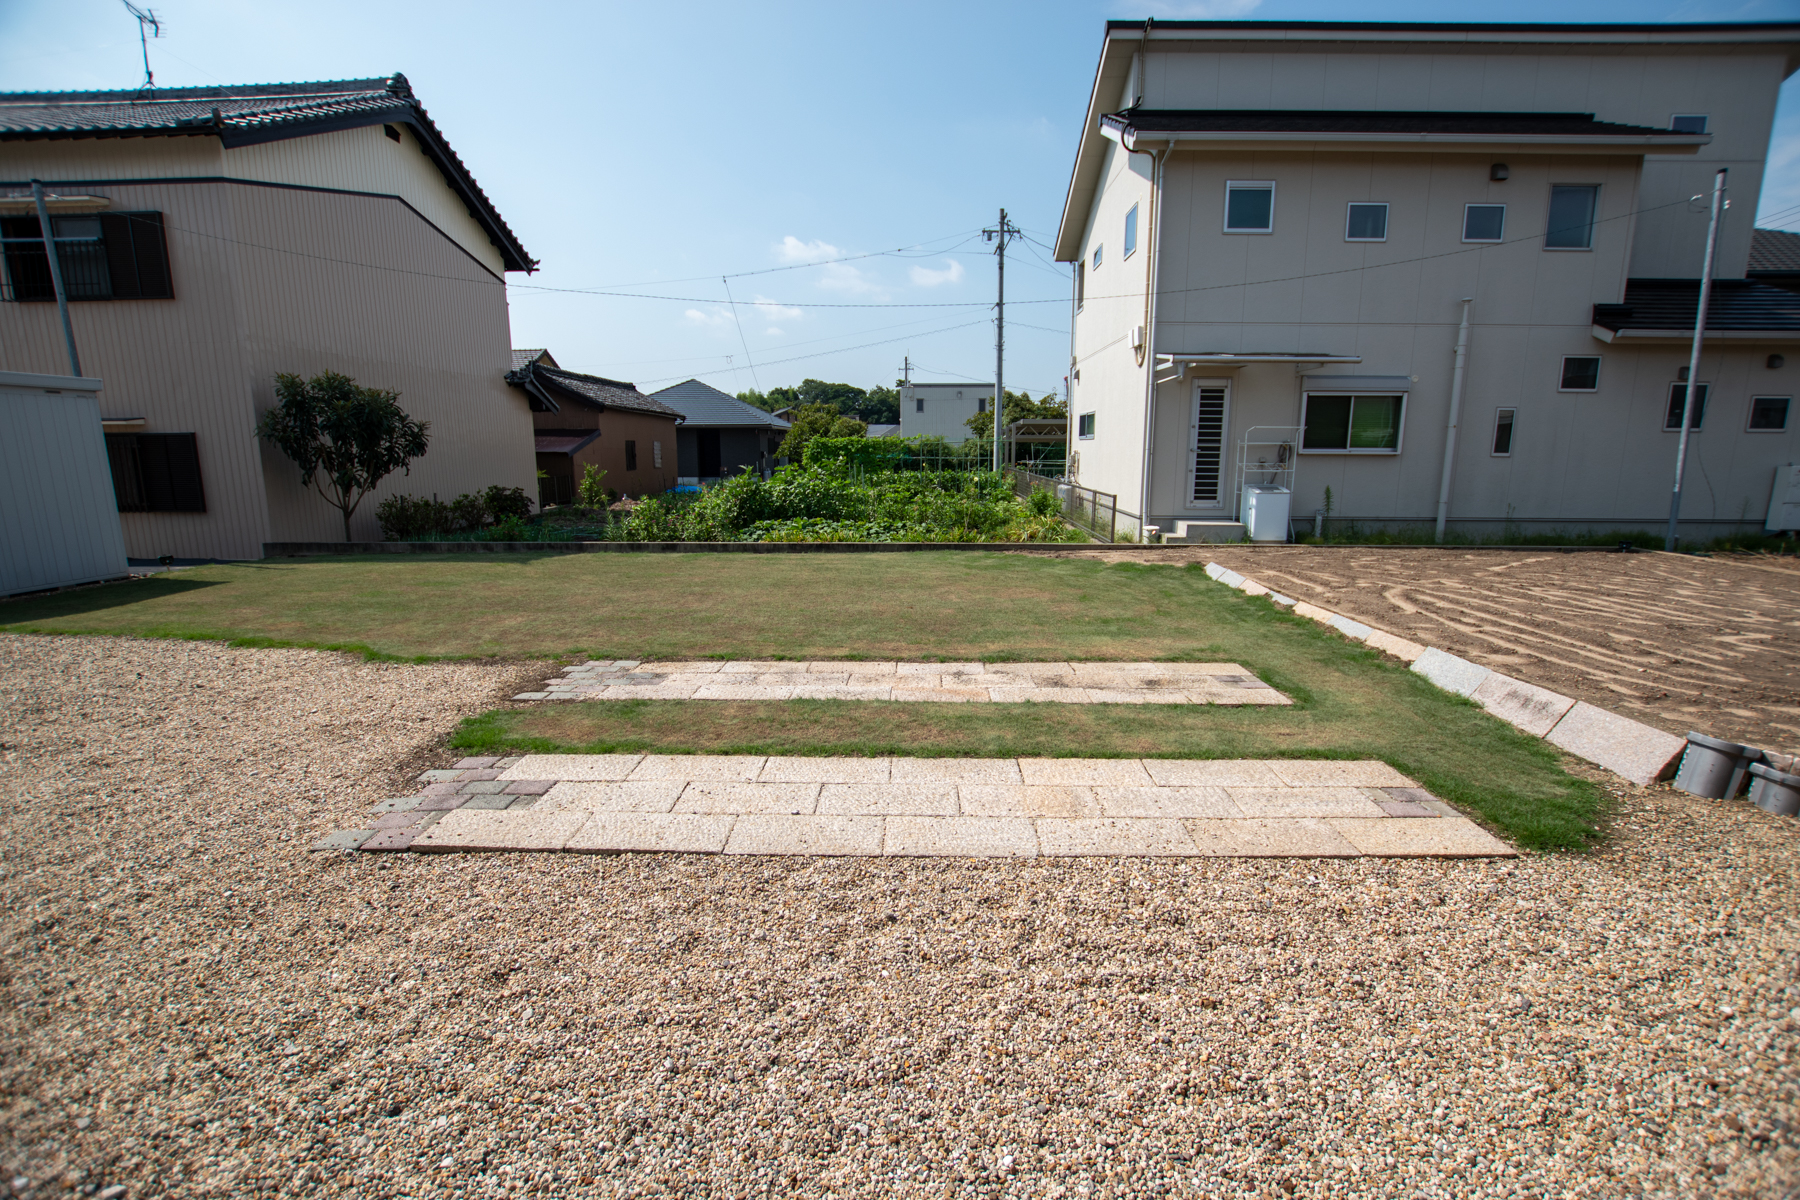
xmin=2 ymin=633 xmax=1796 ymax=1199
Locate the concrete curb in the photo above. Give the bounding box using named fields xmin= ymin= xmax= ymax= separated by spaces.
xmin=264 ymin=541 xmax=1093 ymax=556
xmin=1203 ymin=562 xmax=1686 ymax=788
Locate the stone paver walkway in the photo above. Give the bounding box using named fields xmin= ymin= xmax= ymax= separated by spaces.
xmin=512 ymin=661 xmax=1290 ymax=705
xmin=314 ymin=756 xmax=1513 ymax=859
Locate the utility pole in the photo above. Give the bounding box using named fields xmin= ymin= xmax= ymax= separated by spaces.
xmin=32 ymin=180 xmax=81 ymax=377
xmin=983 ymin=208 xmax=1019 ymax=472
xmin=897 ymin=356 xmax=912 ymax=386
xmin=1667 ymin=167 xmax=1727 ymax=552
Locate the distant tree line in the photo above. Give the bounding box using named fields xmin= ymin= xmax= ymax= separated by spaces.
xmin=738 ymin=379 xmax=900 ymax=425
xmin=963 ymin=390 xmax=1067 ymax=439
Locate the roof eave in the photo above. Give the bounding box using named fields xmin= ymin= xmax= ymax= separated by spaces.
xmin=1106 ymin=128 xmax=1709 ymax=154
xmin=1055 ymin=26 xmax=1139 ymax=261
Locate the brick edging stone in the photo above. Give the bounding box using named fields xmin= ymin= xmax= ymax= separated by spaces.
xmin=1202 ymin=561 xmax=1687 ymax=787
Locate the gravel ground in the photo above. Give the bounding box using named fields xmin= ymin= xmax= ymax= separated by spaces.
xmin=2 ymin=633 xmax=1797 ymax=1199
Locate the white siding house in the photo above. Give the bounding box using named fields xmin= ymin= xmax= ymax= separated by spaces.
xmin=900 ymin=381 xmax=995 ymax=442
xmin=1055 ymin=20 xmax=1800 ymax=542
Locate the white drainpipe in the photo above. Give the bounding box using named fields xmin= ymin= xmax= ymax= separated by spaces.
xmin=1135 ymin=140 xmax=1168 ymax=538
xmin=1434 ymin=298 xmax=1474 ymax=543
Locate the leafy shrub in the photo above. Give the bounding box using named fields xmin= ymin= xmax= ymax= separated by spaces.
xmin=376 ymin=486 xmax=533 ymax=540
xmin=1027 ymin=487 xmax=1060 ymax=517
xmin=483 ymin=485 xmax=534 ymax=522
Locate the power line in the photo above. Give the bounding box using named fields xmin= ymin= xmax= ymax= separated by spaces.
xmin=635 ymin=319 xmax=989 ymax=387
xmin=720 ymin=276 xmax=761 ymax=392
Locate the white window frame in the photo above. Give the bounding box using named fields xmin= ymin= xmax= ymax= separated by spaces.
xmin=1345 ymin=202 xmax=1389 ymax=242
xmin=1491 ymin=408 xmax=1516 ymax=457
xmin=1187 ymin=380 xmax=1232 ymax=510
xmin=1558 ymin=355 xmax=1602 ymax=393
xmin=1093 ymin=244 xmax=1103 ymax=270
xmin=1077 ymin=412 xmax=1095 ymax=440
xmin=1670 ymin=114 xmax=1709 ymax=133
xmin=1544 ymin=184 xmax=1600 ymax=251
xmin=1663 ymin=382 xmax=1710 ymax=432
xmin=1462 ymin=204 xmax=1506 ymax=244
xmin=1075 ymin=260 xmax=1084 ymax=311
xmin=653 ymin=440 xmax=663 ymax=469
xmin=1298 ymin=392 xmax=1408 ymax=455
xmin=1223 ymin=180 xmax=1276 ymax=234
xmin=1747 ymin=395 xmax=1791 ymax=433
xmin=1124 ymin=203 xmax=1139 ymax=259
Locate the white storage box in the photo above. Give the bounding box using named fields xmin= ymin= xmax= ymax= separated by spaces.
xmin=1242 ymin=485 xmax=1291 ymax=542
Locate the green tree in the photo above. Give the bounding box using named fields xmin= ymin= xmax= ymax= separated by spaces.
xmin=257 ymin=370 xmax=431 ymax=541
xmin=796 ymin=378 xmax=868 ymax=416
xmin=859 ymin=385 xmax=901 ymax=425
xmin=964 ymin=390 xmax=1068 ymax=439
xmin=777 ymin=403 xmax=866 ymax=464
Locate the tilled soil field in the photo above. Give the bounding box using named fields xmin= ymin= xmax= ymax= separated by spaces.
xmin=1051 ymin=547 xmax=1800 ymax=758
xmin=2 ymin=634 xmax=1796 ymax=1199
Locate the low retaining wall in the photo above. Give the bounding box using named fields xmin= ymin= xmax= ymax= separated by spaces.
xmin=263 ymin=541 xmax=1083 ymax=557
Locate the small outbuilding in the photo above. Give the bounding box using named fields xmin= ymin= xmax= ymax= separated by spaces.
xmin=648 ymin=379 xmax=790 ymax=483
xmin=506 ymin=351 xmax=683 ymax=503
xmin=1 ymin=370 xmax=128 ymax=596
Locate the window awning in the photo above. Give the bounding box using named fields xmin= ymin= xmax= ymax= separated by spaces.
xmin=1300 ymin=374 xmax=1415 ymax=391
xmin=1155 ymin=352 xmax=1362 ymax=384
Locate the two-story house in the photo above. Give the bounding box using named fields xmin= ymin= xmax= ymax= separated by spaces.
xmin=1055 ymin=20 xmax=1800 ymax=542
xmin=0 ymin=75 xmax=539 ymax=558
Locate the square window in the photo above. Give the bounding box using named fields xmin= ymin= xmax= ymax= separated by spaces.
xmin=1093 ymin=244 xmax=1102 ymax=270
xmin=1301 ymin=394 xmax=1405 ymax=453
xmin=1664 ymin=383 xmax=1709 ymax=431
xmin=1560 ymin=356 xmax=1601 ymax=392
xmin=1463 ymin=204 xmax=1505 ymax=243
xmin=1670 ymin=115 xmax=1708 ymax=134
xmin=1078 ymin=412 xmax=1095 ymax=440
xmin=1492 ymin=408 xmax=1516 ymax=456
xmin=1124 ymin=203 xmax=1139 ymax=258
xmin=1749 ymin=395 xmax=1791 ymax=431
xmin=1345 ymin=203 xmax=1388 ymax=241
xmin=1224 ymin=182 xmax=1274 ymax=233
xmin=1546 ymin=185 xmax=1598 ymax=249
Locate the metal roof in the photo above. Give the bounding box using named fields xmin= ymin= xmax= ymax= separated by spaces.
xmin=1593 ymin=279 xmax=1800 ymax=333
xmin=648 ymin=380 xmax=791 ymax=429
xmin=1750 ymin=228 xmax=1800 ymax=273
xmin=0 ymin=75 xmax=534 ymax=272
xmin=1101 ymin=109 xmax=1701 ymax=140
xmin=535 ymin=431 xmax=602 ymax=456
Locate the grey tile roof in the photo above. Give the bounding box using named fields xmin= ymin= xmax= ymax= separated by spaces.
xmin=1103 ymin=109 xmax=1700 ymax=140
xmin=507 ymin=363 xmax=682 ymax=419
xmin=512 ymin=348 xmax=557 ymax=372
xmin=0 ymin=75 xmax=534 ymax=272
xmin=1750 ymin=228 xmax=1800 ymax=273
xmin=647 ymin=380 xmax=791 ymax=429
xmin=1593 ymin=278 xmax=1800 ymax=332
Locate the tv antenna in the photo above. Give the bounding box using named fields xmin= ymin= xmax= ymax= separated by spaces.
xmin=122 ymin=2 xmax=163 ymax=94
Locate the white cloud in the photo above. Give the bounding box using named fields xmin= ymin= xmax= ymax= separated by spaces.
xmin=1114 ymin=0 xmax=1260 ymax=16
xmin=764 ymin=328 xmax=784 ymax=337
xmin=684 ymin=306 xmax=737 ymax=329
xmin=752 ymin=294 xmax=804 ymax=321
xmin=815 ymin=262 xmax=884 ymax=295
xmin=909 ymin=259 xmax=965 ymax=288
xmin=775 ymin=236 xmax=843 ymax=264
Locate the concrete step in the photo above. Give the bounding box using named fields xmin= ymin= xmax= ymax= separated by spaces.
xmin=1162 ymin=520 xmax=1247 ymax=544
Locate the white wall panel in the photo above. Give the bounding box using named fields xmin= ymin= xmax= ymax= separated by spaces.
xmin=0 ymin=380 xmax=128 ymax=595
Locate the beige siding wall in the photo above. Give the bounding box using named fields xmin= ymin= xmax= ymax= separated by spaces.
xmin=226 ymin=185 xmax=534 ymax=543
xmin=0 ymin=180 xmax=271 ymax=560
xmin=225 ymin=125 xmax=507 ymax=275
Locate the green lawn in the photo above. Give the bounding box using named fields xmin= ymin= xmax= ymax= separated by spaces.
xmin=0 ymin=553 xmax=1605 ymax=850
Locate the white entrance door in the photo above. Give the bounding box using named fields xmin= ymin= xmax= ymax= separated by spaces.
xmin=1188 ymin=382 xmax=1231 ymax=509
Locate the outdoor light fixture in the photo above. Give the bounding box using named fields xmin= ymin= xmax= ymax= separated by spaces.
xmin=1769 ymin=354 xmax=1786 ymax=369
xmin=1678 ymin=366 xmax=1690 ymax=381
xmin=1489 ymin=163 xmax=1510 ymax=181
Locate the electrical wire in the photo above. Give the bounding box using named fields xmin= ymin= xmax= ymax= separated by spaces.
xmin=635 ymin=319 xmax=990 ymax=387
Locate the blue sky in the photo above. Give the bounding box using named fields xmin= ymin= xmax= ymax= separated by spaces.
xmin=4 ymin=0 xmax=1798 ymax=398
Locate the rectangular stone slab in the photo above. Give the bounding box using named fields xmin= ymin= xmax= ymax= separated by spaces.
xmin=1470 ymin=672 xmax=1577 ymax=737
xmin=757 ymin=756 xmax=892 ymax=783
xmin=955 ymin=785 xmax=1100 ymax=818
xmin=1142 ymin=760 xmax=1286 ymax=788
xmin=1327 ymin=817 xmax=1516 ymax=857
xmin=626 ymin=755 xmax=766 ymax=782
xmin=499 ymin=754 xmax=643 ymax=782
xmin=1226 ymin=787 xmax=1389 ymax=818
xmin=1183 ymin=817 xmax=1362 ymax=857
xmin=725 ymin=815 xmax=884 ymax=856
xmin=537 ymin=781 xmax=687 ymax=813
xmin=1018 ymin=759 xmax=1156 ymax=786
xmin=1545 ymin=702 xmax=1686 ymax=786
xmin=1410 ymin=647 xmax=1492 ymax=697
xmin=883 ymin=816 xmax=1038 ymax=857
xmin=674 ymin=782 xmax=820 ymax=814
xmin=1035 ymin=818 xmax=1199 ymax=857
xmin=410 ymin=809 xmax=589 ymax=852
xmin=565 ymin=812 xmax=736 ymax=854
xmin=1364 ymin=630 xmax=1427 ymax=662
xmin=818 ymin=783 xmax=958 ymax=815
xmin=1266 ymin=760 xmax=1416 ymax=788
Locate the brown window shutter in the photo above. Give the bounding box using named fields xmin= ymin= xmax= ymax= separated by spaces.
xmin=105 ymin=434 xmax=147 ymax=511
xmin=127 ymin=213 xmax=173 ymax=298
xmin=99 ymin=214 xmax=139 ymax=297
xmin=137 ymin=433 xmax=207 ymax=512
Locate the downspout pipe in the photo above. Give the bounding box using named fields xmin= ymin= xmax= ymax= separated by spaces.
xmin=32 ymin=180 xmax=81 ymax=378
xmin=1433 ymin=297 xmax=1474 ymax=543
xmin=1667 ymin=168 xmax=1727 ymax=552
xmin=1135 ymin=139 xmax=1167 ymax=540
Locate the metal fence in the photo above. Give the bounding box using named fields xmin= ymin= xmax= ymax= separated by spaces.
xmin=1008 ymin=468 xmax=1118 ymax=543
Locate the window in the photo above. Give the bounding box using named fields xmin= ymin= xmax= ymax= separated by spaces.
xmin=1345 ymin=203 xmax=1388 ymax=242
xmin=1462 ymin=205 xmax=1505 ymax=243
xmin=1560 ymin=356 xmax=1601 ymax=392
xmin=1664 ymin=383 xmax=1709 ymax=431
xmin=1546 ymin=185 xmax=1599 ymax=250
xmin=1 ymin=211 xmax=172 ymax=301
xmin=1491 ymin=408 xmax=1516 ymax=456
xmin=1748 ymin=396 xmax=1791 ymax=432
xmin=1077 ymin=412 xmax=1095 ymax=439
xmin=1124 ymin=203 xmax=1139 ymax=258
xmin=1670 ymin=115 xmax=1709 ymax=134
xmin=977 ymin=395 xmax=986 ymax=413
xmin=915 ymin=396 xmax=924 ymax=413
xmin=625 ymin=439 xmax=638 ymax=470
xmin=383 ymin=123 xmax=403 ymax=142
xmin=1224 ymin=182 xmax=1275 ymax=233
xmin=1075 ymin=260 xmax=1085 ymax=310
xmin=1190 ymin=387 xmax=1229 ymax=505
xmin=1093 ymin=244 xmax=1102 ymax=270
xmin=105 ymin=433 xmax=205 ymax=512
xmin=653 ymin=440 xmax=663 ymax=469
xmin=1301 ymin=394 xmax=1406 ymax=453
